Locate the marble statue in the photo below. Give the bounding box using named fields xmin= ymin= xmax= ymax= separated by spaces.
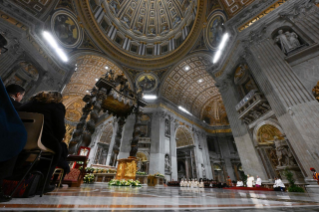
xmin=286 ymin=31 xmax=301 ymax=49
xmin=165 ymin=154 xmax=171 ymax=173
xmin=274 ymin=136 xmax=296 ymax=166
xmin=275 ymin=30 xmax=301 ymax=54
xmin=201 ymin=164 xmax=206 ymax=178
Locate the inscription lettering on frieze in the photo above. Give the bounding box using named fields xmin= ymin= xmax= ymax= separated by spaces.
xmin=238 ymin=0 xmax=288 ymax=32
xmin=0 ymin=11 xmax=28 ymax=31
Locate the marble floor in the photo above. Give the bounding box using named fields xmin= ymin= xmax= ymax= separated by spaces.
xmin=1 ymin=183 xmax=319 ymax=211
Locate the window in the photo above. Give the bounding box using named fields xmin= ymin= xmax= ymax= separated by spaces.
xmin=131 ymin=45 xmax=138 ymax=53
xmin=146 ymin=47 xmax=153 ymax=55
xmin=101 ymin=20 xmax=109 ymax=32
xmin=161 ymin=45 xmax=168 ymax=54
xmin=175 ymin=36 xmax=183 ymax=48
xmin=115 ymin=36 xmax=123 ymax=45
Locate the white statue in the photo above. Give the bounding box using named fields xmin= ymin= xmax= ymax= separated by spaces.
xmin=165 ymin=154 xmax=171 ymax=173
xmin=276 ymin=30 xmax=293 ymax=53
xmin=275 ymin=30 xmax=301 ymax=54
xmin=286 ymin=31 xmax=301 ymax=49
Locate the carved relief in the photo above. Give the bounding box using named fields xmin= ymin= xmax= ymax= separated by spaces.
xmin=257 ymin=124 xmax=284 ymax=144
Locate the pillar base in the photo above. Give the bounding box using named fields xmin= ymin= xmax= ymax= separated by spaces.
xmin=115 ymin=156 xmax=137 ymax=180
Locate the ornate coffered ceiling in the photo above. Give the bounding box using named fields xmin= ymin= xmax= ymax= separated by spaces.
xmin=161 ymin=54 xmax=221 ymax=118
xmin=220 ymin=0 xmax=255 ymax=18
xmin=75 ymin=0 xmax=207 ymax=69
xmin=102 ymin=0 xmax=195 ymax=41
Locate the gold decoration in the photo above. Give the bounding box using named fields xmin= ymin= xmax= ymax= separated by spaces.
xmin=115 ymin=157 xmax=138 ymax=180
xmin=202 ymin=99 xmax=229 ymax=126
xmin=64 ymin=124 xmax=75 ymax=146
xmin=176 ymin=127 xmax=194 ymax=147
xmin=257 ymin=124 xmax=284 ymax=144
xmin=136 ymin=152 xmax=148 ymax=162
xmin=238 ymin=0 xmax=289 ymax=32
xmin=312 ymin=81 xmax=319 ymax=102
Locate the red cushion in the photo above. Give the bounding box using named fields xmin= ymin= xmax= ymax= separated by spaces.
xmin=63 ymin=169 xmax=81 ymax=182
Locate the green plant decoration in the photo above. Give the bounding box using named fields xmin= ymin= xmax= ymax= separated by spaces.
xmin=283 ymin=168 xmax=304 ymax=192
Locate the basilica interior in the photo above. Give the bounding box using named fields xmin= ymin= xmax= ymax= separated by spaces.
xmin=1 ymin=0 xmax=319 ymax=211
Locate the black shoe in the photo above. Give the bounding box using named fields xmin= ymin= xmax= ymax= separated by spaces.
xmin=0 ymin=193 xmax=12 ymax=202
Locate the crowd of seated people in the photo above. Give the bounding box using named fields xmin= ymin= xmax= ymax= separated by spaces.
xmin=0 ymin=35 xmax=70 ymax=202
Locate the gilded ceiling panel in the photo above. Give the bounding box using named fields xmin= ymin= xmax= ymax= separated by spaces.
xmin=176 ymin=127 xmax=193 ymax=148
xmin=220 ymin=0 xmax=255 ymax=18
xmin=161 ymin=55 xmax=222 ymax=118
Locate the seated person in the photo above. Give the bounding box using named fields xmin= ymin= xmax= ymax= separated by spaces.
xmin=273 ymin=177 xmax=285 ymax=191
xmin=0 ymin=35 xmax=27 ymax=202
xmin=236 ymin=180 xmax=244 ymax=187
xmin=5 ymin=84 xmax=25 ymax=110
xmin=20 ymin=91 xmax=66 ymax=193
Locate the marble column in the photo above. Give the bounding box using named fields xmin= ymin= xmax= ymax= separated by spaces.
xmin=170 ymin=117 xmax=178 ymax=180
xmin=106 ymin=118 xmax=118 ymax=166
xmin=149 ymin=110 xmax=166 ymax=175
xmin=217 ymin=79 xmax=267 ymax=179
xmin=248 ymin=38 xmax=319 ymax=179
xmin=118 ymin=114 xmax=136 ymax=160
xmin=199 ymin=131 xmax=213 ymax=179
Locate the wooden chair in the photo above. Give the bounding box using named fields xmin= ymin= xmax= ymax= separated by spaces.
xmin=11 ymin=112 xmax=55 ymax=197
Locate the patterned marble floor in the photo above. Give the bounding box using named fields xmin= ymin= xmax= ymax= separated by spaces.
xmin=1 ymin=183 xmax=319 ymax=211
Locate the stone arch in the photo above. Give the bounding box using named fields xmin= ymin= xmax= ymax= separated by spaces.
xmin=253 ymin=119 xmax=285 ymax=145
xmin=68 ymin=51 xmax=134 ymax=88
xmin=175 ymin=126 xmax=194 ymax=148
xmin=160 ymin=52 xmax=220 ymax=118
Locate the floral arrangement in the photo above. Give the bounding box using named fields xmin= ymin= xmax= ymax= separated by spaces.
xmin=85 ymin=167 xmax=117 ymax=174
xmin=83 ymin=174 xmax=95 ymax=184
xmin=136 ymin=171 xmax=147 ymax=175
xmin=154 ymin=172 xmax=165 ymax=178
xmin=108 ymin=179 xmax=141 ymax=186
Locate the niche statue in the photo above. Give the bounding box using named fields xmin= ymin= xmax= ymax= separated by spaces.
xmin=275 ymin=30 xmax=301 ymax=54
xmin=165 ymin=154 xmax=171 ymax=174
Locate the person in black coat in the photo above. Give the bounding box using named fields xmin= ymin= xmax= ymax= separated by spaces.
xmin=20 ymin=91 xmax=66 ymax=193
xmin=5 ymin=84 xmax=25 ymax=110
xmin=0 ymin=35 xmax=27 ymax=202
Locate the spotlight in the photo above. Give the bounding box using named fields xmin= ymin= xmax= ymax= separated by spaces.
xmin=105 ymin=66 xmax=109 ymax=69
xmin=178 ymin=106 xmax=192 ymax=116
xmin=198 ymin=79 xmax=203 ymax=83
xmin=42 ymin=31 xmax=68 ymax=62
xmin=213 ymin=33 xmax=229 ymax=64
xmin=184 ymin=66 xmax=190 ymax=71
xmin=143 ymin=95 xmax=157 ymax=100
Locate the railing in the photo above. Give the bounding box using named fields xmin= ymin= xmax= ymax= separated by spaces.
xmin=235 ymin=89 xmax=257 ymax=111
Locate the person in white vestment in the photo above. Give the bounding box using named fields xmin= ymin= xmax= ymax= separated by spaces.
xmin=247 ymin=175 xmax=254 ymax=187
xmin=273 ymin=177 xmax=285 ymax=191
xmin=255 ymin=176 xmax=262 ymax=188
xmin=236 ymin=180 xmax=244 ymax=187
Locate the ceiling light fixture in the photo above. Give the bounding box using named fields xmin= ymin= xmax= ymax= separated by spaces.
xmin=86 ymin=90 xmax=90 ymax=93
xmin=213 ymin=33 xmax=229 ymax=64
xmin=95 ymin=78 xmax=99 ymax=82
xmin=184 ymin=66 xmax=190 ymax=71
xmin=42 ymin=31 xmax=68 ymax=62
xmin=143 ymin=95 xmax=157 ymax=100
xmin=198 ymin=79 xmax=203 ymax=83
xmin=178 ymin=106 xmax=192 ymax=116
xmin=105 ymin=66 xmax=109 ymax=69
